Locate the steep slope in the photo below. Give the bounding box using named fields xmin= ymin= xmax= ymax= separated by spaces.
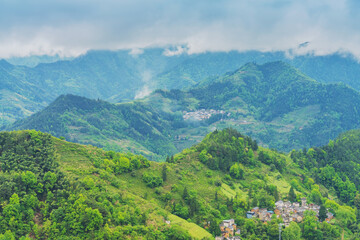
xmin=6 ymin=94 xmax=181 ymax=160
xmin=0 ymin=129 xmax=358 ymax=239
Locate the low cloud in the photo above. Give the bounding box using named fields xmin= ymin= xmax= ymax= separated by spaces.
xmin=163 ymin=46 xmax=188 ymax=56
xmin=1 ymin=0 xmax=360 ymax=59
xmin=135 ymin=85 xmax=152 ymax=100
xmin=134 ymin=70 xmax=153 ymax=99
xmin=129 ymin=48 xmax=144 ymax=56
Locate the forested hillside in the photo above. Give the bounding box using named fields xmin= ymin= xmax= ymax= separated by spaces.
xmin=290 ymin=129 xmax=360 ymax=206
xmin=6 ymin=94 xmax=182 ymax=160
xmin=1 ymin=48 xmax=360 ymax=128
xmin=7 ymin=61 xmax=360 ymax=158
xmin=1 ymin=129 xmax=360 ymax=239
xmin=145 ymin=61 xmax=360 ymax=152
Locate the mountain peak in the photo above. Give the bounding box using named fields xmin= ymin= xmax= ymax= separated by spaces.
xmin=50 ymin=94 xmax=109 ymax=112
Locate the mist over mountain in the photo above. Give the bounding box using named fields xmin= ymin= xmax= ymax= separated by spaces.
xmin=1 ymin=48 xmax=360 ymax=129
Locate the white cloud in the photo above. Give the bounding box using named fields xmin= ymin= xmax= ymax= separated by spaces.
xmin=163 ymin=46 xmax=188 ymax=56
xmin=0 ymin=0 xmax=359 ymax=59
xmin=129 ymin=48 xmax=144 ymax=56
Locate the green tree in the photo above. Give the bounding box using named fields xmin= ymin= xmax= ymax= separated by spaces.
xmin=354 ymin=194 xmax=360 ymax=209
xmin=182 ymin=187 xmax=189 ymax=200
xmin=318 ymin=204 xmax=327 ymax=222
xmin=282 ymin=222 xmax=301 ymax=240
xmin=21 ymin=171 xmax=37 ymax=190
xmin=142 ymin=172 xmax=163 ymax=188
xmin=166 ymin=225 xmax=192 ymax=240
xmin=335 ymin=205 xmax=356 ymax=228
xmin=288 ymin=186 xmax=296 ymax=202
xmin=43 ymin=172 xmax=57 ymax=191
xmin=230 ymin=164 xmax=244 ymax=179
xmin=83 ymin=208 xmax=103 ymax=231
xmin=302 ymin=210 xmax=323 ymax=240
xmin=248 ymin=149 xmax=254 ymax=162
xmin=199 ymin=150 xmax=210 ymax=164
xmin=0 ymin=231 xmax=16 ymax=240
xmin=209 ymin=217 xmax=221 ymax=237
xmin=310 ymin=188 xmax=322 ymax=205
xmin=162 ymin=164 xmax=167 ymax=182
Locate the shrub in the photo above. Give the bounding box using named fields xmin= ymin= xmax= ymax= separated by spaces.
xmin=142 ymin=172 xmax=163 ymax=188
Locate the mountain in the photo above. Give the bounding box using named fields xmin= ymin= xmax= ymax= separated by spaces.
xmin=0 ymin=128 xmax=359 ymax=239
xmin=2 ymin=48 xmax=360 ymax=128
xmin=6 ymin=94 xmax=182 ymax=160
xmin=145 ymin=61 xmax=360 ymax=152
xmin=7 ymin=61 xmax=360 ymax=157
xmin=0 ymin=59 xmax=50 ymax=127
xmin=0 ymin=49 xmax=183 ymax=127
xmin=5 ymin=54 xmax=74 ymax=67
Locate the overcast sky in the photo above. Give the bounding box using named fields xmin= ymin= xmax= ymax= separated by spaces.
xmin=1 ymin=0 xmax=359 ymax=58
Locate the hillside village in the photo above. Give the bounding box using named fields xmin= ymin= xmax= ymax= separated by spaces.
xmin=182 ymin=109 xmax=229 ymax=121
xmin=247 ymin=197 xmax=334 ymax=226
xmin=216 ymin=197 xmax=334 ymax=239
xmin=215 ymin=219 xmax=240 ymax=240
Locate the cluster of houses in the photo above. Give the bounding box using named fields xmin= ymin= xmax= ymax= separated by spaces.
xmin=214 ymin=198 xmax=336 ymax=239
xmin=215 ymin=219 xmax=241 ymax=240
xmin=182 ymin=109 xmax=229 ymax=121
xmin=246 ymin=197 xmax=334 ymax=227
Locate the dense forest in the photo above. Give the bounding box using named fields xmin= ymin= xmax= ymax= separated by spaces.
xmin=1 ymin=129 xmax=360 ymax=239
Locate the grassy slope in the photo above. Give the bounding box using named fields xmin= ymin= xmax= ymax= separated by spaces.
xmin=51 ymin=128 xmax=341 ymax=239
xmin=54 ymin=137 xmax=212 ymax=239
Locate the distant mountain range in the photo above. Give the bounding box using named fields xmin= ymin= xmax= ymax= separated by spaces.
xmin=6 ymin=54 xmax=74 ymax=67
xmin=1 ymin=48 xmax=360 ymax=128
xmin=6 ymin=61 xmax=360 ymax=159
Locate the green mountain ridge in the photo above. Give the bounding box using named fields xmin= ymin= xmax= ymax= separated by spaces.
xmin=147 ymin=61 xmax=360 ymax=152
xmin=6 ymin=94 xmax=181 ymax=160
xmin=2 ymin=48 xmax=360 ymax=128
xmin=1 ymin=128 xmax=360 ymax=239
xmin=6 ymin=61 xmax=360 ymax=158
